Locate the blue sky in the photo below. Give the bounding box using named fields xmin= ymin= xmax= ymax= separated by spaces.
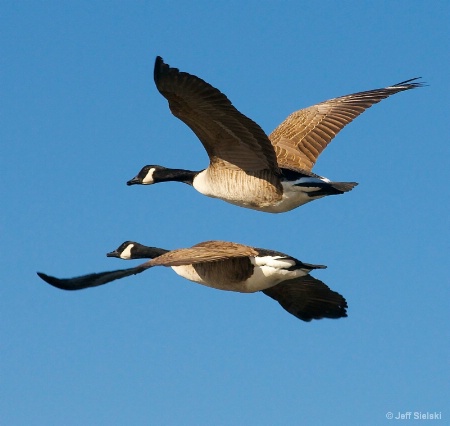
xmin=2 ymin=1 xmax=449 ymax=425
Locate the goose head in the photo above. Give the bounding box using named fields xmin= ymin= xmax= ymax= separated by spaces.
xmin=107 ymin=241 xmax=169 ymax=260
xmin=127 ymin=165 xmax=166 ymax=186
xmin=127 ymin=165 xmax=198 ymax=186
xmin=107 ymin=241 xmax=140 ymax=259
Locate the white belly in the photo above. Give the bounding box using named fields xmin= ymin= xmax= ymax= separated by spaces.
xmin=193 ymin=170 xmax=326 ymax=213
xmin=192 ymin=169 xmax=283 ymax=210
xmin=171 ymin=262 xmax=307 ymax=293
xmin=171 ymin=265 xmax=209 ymax=286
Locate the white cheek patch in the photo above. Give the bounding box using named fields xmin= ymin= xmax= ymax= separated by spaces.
xmin=142 ymin=168 xmax=156 ymax=184
xmin=120 ymin=244 xmax=134 ymax=259
xmin=252 ymin=256 xmax=296 ymax=269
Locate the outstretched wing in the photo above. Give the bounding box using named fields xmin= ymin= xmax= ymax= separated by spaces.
xmin=154 ymin=56 xmax=280 ymax=174
xmin=37 ymin=241 xmax=258 ymax=289
xmin=270 ymin=78 xmax=424 ymax=171
xmin=37 ymin=262 xmax=153 ymax=291
xmin=262 ymin=275 xmax=348 ymax=321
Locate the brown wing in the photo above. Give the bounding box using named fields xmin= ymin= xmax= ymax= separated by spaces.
xmin=270 ymin=78 xmax=424 ymax=171
xmin=154 ymin=57 xmax=280 ymax=174
xmin=149 ymin=240 xmax=258 ymax=267
xmin=262 ymin=275 xmax=348 ymax=321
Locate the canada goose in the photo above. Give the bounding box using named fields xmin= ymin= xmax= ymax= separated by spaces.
xmin=127 ymin=56 xmax=423 ymax=213
xmin=37 ymin=240 xmax=347 ymax=322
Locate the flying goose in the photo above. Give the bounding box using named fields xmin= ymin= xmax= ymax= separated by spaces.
xmin=37 ymin=240 xmax=347 ymax=322
xmin=127 ymin=56 xmax=423 ymax=213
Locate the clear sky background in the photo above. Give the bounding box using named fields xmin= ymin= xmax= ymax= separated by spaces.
xmin=2 ymin=1 xmax=449 ymax=425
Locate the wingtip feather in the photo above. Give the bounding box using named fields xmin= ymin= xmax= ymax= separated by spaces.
xmin=391 ymin=77 xmax=427 ymax=89
xmin=154 ymin=56 xmax=167 ymax=84
xmin=37 ymin=271 xmax=73 ymax=291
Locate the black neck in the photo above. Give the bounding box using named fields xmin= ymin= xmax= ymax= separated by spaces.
xmin=155 ymin=168 xmax=199 ymax=186
xmin=133 ymin=246 xmax=170 ymax=259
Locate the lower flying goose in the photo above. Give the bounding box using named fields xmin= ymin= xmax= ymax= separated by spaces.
xmin=127 ymin=56 xmax=423 ymax=213
xmin=37 ymin=240 xmax=347 ymax=322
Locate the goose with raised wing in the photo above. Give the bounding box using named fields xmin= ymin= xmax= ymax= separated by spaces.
xmin=127 ymin=56 xmax=423 ymax=213
xmin=37 ymin=240 xmax=347 ymax=322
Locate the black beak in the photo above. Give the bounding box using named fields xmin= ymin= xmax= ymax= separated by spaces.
xmin=106 ymin=250 xmax=120 ymax=258
xmin=126 ymin=177 xmax=140 ymax=186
